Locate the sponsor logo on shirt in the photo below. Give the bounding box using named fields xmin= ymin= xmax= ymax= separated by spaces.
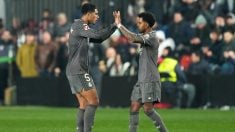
xmin=143 ymin=34 xmax=150 ymax=39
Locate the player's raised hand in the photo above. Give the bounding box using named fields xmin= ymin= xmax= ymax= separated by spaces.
xmin=113 ymin=11 xmax=121 ymax=25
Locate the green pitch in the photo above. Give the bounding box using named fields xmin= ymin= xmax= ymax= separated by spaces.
xmin=0 ymin=106 xmax=235 ymax=132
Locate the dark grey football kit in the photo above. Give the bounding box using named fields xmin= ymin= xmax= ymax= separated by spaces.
xmin=66 ymin=19 xmax=116 ymax=93
xmin=129 ymin=31 xmax=168 ymax=132
xmin=131 ymin=31 xmax=161 ymax=103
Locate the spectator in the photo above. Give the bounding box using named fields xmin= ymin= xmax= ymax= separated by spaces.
xmin=109 ymin=54 xmax=130 ymax=76
xmin=214 ymin=14 xmax=226 ymax=33
xmin=225 ymin=13 xmax=235 ymax=32
xmin=113 ymin=34 xmax=131 ymax=63
xmin=160 ymin=0 xmax=182 ymax=25
xmin=202 ymin=29 xmax=223 ymax=65
xmin=174 ymin=0 xmax=200 ymax=23
xmin=167 ymin=11 xmax=194 ymax=57
xmin=25 ymin=19 xmax=38 ymax=34
xmin=157 ymin=30 xmax=175 ymax=58
xmin=199 ymin=0 xmax=221 ymax=24
xmin=41 ymin=9 xmax=54 ymax=22
xmin=99 ymin=47 xmax=117 ymax=76
xmin=158 ymin=47 xmax=195 ymax=108
xmin=39 ymin=9 xmax=54 ymax=38
xmin=187 ymin=50 xmax=210 ymax=108
xmin=220 ymin=49 xmax=235 ymax=74
xmin=53 ymin=12 xmax=71 ymax=38
xmin=221 ymin=28 xmax=235 ymax=53
xmin=0 ymin=30 xmax=15 ymax=105
xmin=10 ymin=17 xmax=22 ymax=44
xmin=54 ymin=32 xmax=69 ymax=77
xmin=127 ymin=44 xmax=138 ymax=76
xmin=188 ymin=51 xmax=210 ymax=75
xmin=35 ymin=31 xmax=57 ymax=77
xmin=222 ymin=0 xmax=235 ymax=14
xmin=190 ymin=14 xmax=211 ymax=52
xmin=16 ymin=31 xmax=38 ymax=77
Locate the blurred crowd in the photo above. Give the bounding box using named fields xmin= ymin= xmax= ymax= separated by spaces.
xmin=1 ymin=0 xmax=235 ymax=106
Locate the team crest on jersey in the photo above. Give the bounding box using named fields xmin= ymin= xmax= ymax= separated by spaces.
xmin=143 ymin=34 xmax=150 ymax=39
xmin=83 ymin=24 xmax=90 ymax=30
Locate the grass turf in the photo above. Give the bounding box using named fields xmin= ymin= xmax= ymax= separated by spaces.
xmin=0 ymin=106 xmax=235 ymax=132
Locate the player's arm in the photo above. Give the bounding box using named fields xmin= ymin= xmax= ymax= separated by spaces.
xmin=118 ymin=25 xmax=156 ymax=47
xmin=72 ymin=23 xmax=116 ymax=41
xmin=118 ymin=25 xmax=143 ymax=43
xmin=113 ymin=11 xmax=156 ymax=47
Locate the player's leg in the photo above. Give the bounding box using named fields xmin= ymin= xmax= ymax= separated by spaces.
xmin=129 ymin=101 xmax=142 ymax=132
xmin=75 ymin=93 xmax=88 ymax=132
xmin=141 ymin=82 xmax=168 ymax=132
xmin=80 ymin=88 xmax=99 ymax=132
xmin=143 ymin=103 xmax=168 ymax=132
xmin=129 ymin=83 xmax=142 ymax=132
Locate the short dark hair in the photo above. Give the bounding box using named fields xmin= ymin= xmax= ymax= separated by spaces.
xmin=223 ymin=28 xmax=234 ymax=35
xmin=25 ymin=30 xmax=36 ymax=36
xmin=81 ymin=3 xmax=96 ymax=15
xmin=138 ymin=12 xmax=156 ymax=28
xmin=164 ymin=46 xmax=174 ymax=57
xmin=192 ymin=50 xmax=202 ymax=58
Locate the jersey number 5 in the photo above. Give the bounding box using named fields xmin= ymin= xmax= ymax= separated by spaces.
xmin=84 ymin=73 xmax=91 ymax=82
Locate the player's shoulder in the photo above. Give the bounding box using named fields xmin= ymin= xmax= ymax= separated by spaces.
xmin=143 ymin=31 xmax=157 ymax=40
xmin=148 ymin=31 xmax=157 ymax=38
xmin=72 ymin=19 xmax=83 ymax=27
xmin=74 ymin=19 xmax=82 ymax=24
xmin=74 ymin=19 xmax=90 ymax=31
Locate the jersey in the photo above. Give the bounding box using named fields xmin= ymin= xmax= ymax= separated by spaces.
xmin=158 ymin=57 xmax=178 ymax=82
xmin=66 ymin=19 xmax=116 ymax=76
xmin=136 ymin=31 xmax=160 ymax=82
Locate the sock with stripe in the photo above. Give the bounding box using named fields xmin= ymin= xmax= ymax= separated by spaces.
xmin=77 ymin=108 xmax=85 ymax=132
xmin=145 ymin=109 xmax=168 ymax=132
xmin=84 ymin=105 xmax=97 ymax=132
xmin=129 ymin=112 xmax=139 ymax=132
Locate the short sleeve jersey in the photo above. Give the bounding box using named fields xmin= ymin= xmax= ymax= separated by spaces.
xmin=66 ymin=19 xmax=116 ymax=75
xmin=137 ymin=31 xmax=160 ymax=82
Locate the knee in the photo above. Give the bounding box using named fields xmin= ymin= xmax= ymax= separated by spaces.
xmin=88 ymin=97 xmax=99 ymax=106
xmin=130 ymin=107 xmax=139 ymax=113
xmin=143 ymin=104 xmax=154 ymax=115
xmin=130 ymin=103 xmax=141 ymax=112
xmin=79 ymin=102 xmax=87 ymax=109
xmin=143 ymin=107 xmax=153 ymax=115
